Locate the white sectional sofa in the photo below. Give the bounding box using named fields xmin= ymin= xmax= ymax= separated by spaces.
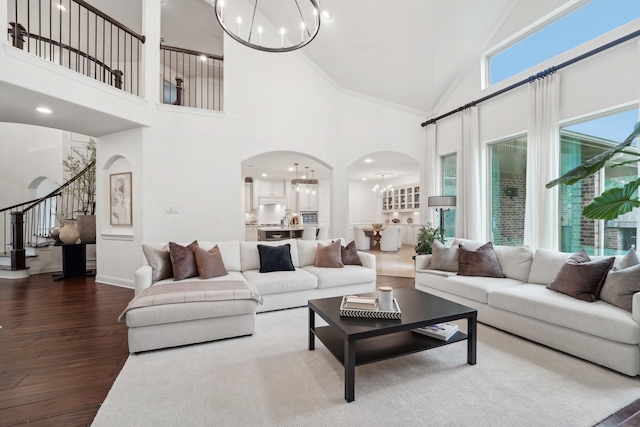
xmin=124 ymin=238 xmax=376 ymax=352
xmin=415 ymin=239 xmax=640 ymax=376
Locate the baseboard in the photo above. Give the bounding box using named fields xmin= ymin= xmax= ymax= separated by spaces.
xmin=95 ymin=274 xmax=134 ymax=289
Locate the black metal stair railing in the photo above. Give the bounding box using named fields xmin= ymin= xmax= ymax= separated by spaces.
xmin=7 ymin=0 xmax=145 ymax=95
xmin=161 ymin=45 xmax=224 ymax=111
xmin=1 ymin=160 xmax=95 ymax=271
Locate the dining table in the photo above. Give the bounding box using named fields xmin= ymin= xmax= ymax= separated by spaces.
xmin=361 ymin=226 xmax=386 ymax=250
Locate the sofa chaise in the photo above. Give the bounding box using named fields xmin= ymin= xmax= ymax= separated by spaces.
xmin=122 ymin=238 xmax=376 ymax=352
xmin=415 ymin=239 xmax=640 ymax=376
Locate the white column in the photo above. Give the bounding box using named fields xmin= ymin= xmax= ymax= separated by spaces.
xmin=0 ymin=0 xmax=8 ymax=47
xmin=142 ymin=0 xmax=161 ymax=102
xmin=330 ymin=167 xmax=350 ymax=240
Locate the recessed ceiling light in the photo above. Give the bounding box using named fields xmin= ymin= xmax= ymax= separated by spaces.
xmin=362 ymin=178 xmax=367 ymax=181
xmin=321 ymin=9 xmax=332 ymax=20
xmin=364 ymin=158 xmax=373 ymax=163
xmin=288 ymin=167 xmax=294 ymax=171
xmin=57 ymin=4 xmax=67 ymax=11
xmin=36 ymin=107 xmax=52 ymax=114
xmin=261 ymin=173 xmax=267 ymax=177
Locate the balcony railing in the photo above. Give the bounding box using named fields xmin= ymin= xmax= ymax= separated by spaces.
xmin=161 ymin=45 xmax=224 ymax=111
xmin=7 ymin=0 xmax=145 ymax=95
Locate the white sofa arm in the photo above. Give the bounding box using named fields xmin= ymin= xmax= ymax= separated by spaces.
xmin=357 ymin=251 xmax=376 ymax=271
xmin=415 ymin=254 xmax=432 ymax=270
xmin=633 ymin=293 xmax=640 ymax=325
xmin=134 ymin=265 xmax=153 ymax=296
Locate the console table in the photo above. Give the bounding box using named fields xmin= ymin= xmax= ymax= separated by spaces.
xmin=53 ymin=241 xmax=96 ymax=281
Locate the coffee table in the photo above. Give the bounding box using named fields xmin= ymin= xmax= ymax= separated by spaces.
xmin=308 ymin=287 xmax=477 ymax=402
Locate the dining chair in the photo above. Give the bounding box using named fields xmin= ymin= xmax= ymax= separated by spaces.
xmin=353 ymin=226 xmax=371 ymax=250
xmin=316 ymin=226 xmax=329 ymax=240
xmin=302 ymin=226 xmax=317 ymax=240
xmin=380 ymin=226 xmax=401 ymax=252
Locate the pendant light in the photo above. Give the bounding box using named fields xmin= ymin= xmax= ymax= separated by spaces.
xmin=305 ymin=166 xmax=310 ymax=194
xmin=294 ymin=163 xmax=300 ymax=192
xmin=311 ymin=169 xmax=316 ymax=195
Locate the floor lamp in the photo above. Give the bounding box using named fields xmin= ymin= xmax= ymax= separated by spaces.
xmin=427 ymin=196 xmax=457 ymax=236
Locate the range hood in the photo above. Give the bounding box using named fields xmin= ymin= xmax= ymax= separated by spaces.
xmin=259 ymin=197 xmax=286 ymax=206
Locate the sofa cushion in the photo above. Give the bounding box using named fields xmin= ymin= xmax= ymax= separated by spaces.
xmin=315 ymin=240 xmax=344 ymax=268
xmin=241 ymin=239 xmax=300 ymax=271
xmin=198 ymin=241 xmax=241 ymax=272
xmin=341 ymin=241 xmax=362 ymax=266
xmin=528 ymin=249 xmax=573 ymax=285
xmin=169 ymin=241 xmax=199 ymax=280
xmin=419 ymin=274 xmax=524 ymax=304
xmin=257 ymin=244 xmax=295 ymax=273
xmin=302 ymin=265 xmax=376 ymax=289
xmin=600 ymin=249 xmax=640 ymax=312
xmin=242 ymin=269 xmax=317 ymax=296
xmin=492 ymin=245 xmax=533 ymax=282
xmin=458 ymin=242 xmax=505 ymax=278
xmin=194 ymin=245 xmax=228 ymax=279
xmin=153 ymin=271 xmax=246 ymax=287
xmin=547 ymin=251 xmax=615 ymax=302
xmin=142 ymin=243 xmax=173 ymax=282
xmin=489 ymin=284 xmax=640 ymax=344
xmin=428 ymin=239 xmax=460 ymax=272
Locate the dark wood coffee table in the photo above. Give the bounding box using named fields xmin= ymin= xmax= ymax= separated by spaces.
xmin=308 ymin=287 xmax=477 ymax=402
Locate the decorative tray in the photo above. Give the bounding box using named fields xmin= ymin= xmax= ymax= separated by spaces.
xmin=339 ymin=296 xmax=401 ymax=319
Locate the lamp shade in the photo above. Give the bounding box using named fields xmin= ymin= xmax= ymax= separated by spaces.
xmin=428 ymin=196 xmax=456 ymax=209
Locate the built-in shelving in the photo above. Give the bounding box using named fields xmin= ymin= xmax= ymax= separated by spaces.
xmin=382 ymin=185 xmax=420 ymax=212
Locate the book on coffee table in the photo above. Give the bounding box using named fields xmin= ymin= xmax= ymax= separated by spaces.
xmin=343 ymin=296 xmax=378 ymax=310
xmin=412 ymin=323 xmax=459 ymax=340
xmin=339 ymin=296 xmax=401 ymax=319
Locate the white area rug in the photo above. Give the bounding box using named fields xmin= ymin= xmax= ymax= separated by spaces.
xmin=93 ymin=307 xmax=640 ymax=427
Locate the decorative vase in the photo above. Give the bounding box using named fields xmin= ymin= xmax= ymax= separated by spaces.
xmin=59 ymin=220 xmax=80 ymax=244
xmin=50 ymin=225 xmax=62 ymax=243
xmin=77 ymin=214 xmax=96 ymax=242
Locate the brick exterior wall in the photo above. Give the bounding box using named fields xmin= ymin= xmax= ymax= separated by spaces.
xmin=492 ymin=174 xmax=526 ymax=246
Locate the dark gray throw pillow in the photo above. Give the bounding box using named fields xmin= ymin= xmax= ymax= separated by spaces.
xmin=458 ymin=242 xmax=505 ymax=278
xmin=258 ymin=244 xmax=295 ymax=273
xmin=341 ymin=241 xmax=362 ymax=266
xmin=547 ymin=250 xmax=615 ymax=302
xmin=168 ymin=240 xmax=199 ymax=281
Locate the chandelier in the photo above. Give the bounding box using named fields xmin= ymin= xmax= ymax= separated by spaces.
xmin=214 ymin=0 xmax=322 ymax=53
xmin=372 ymin=174 xmax=393 ymax=198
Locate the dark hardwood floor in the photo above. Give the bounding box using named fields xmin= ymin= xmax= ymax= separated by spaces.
xmin=0 ymin=273 xmax=637 ymax=426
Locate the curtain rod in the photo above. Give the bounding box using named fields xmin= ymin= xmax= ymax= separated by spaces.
xmin=421 ymin=28 xmax=640 ymax=127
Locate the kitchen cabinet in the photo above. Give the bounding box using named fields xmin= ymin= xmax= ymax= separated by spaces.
xmin=296 ymin=188 xmax=319 ymax=211
xmin=258 ymin=179 xmax=285 ymax=197
xmin=244 ymin=182 xmax=253 ymax=214
xmin=382 ymin=185 xmax=420 ymax=212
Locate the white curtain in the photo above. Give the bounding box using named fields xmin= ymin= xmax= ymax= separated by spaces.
xmin=421 ymin=124 xmax=438 ymax=227
xmin=524 ymin=73 xmax=560 ymax=250
xmin=456 ymin=106 xmax=485 ymax=240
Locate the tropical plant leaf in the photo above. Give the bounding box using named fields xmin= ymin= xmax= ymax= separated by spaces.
xmin=546 ymin=121 xmax=640 ymax=188
xmin=582 ymin=178 xmax=640 ymax=220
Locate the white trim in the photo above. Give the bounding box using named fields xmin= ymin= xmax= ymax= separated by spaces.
xmin=156 ymin=103 xmax=226 ymax=118
xmin=95 ymin=275 xmax=134 ymax=289
xmin=558 ymin=101 xmax=639 ymax=127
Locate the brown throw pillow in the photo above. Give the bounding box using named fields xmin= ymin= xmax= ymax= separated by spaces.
xmin=315 ymin=240 xmax=344 ymax=268
xmin=168 ymin=241 xmax=199 ymax=280
xmin=142 ymin=243 xmax=173 ymax=282
xmin=341 ymin=241 xmax=362 ymax=266
xmin=458 ymin=242 xmax=505 ymax=278
xmin=547 ymin=250 xmax=615 ymax=302
xmin=194 ymin=245 xmax=228 ymax=279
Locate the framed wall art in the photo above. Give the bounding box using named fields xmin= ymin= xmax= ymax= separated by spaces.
xmin=110 ymin=172 xmax=132 ymax=225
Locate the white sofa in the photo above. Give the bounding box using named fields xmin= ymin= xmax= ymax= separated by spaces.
xmin=415 ymin=239 xmax=640 ymax=376
xmin=125 ymin=239 xmax=376 ymax=352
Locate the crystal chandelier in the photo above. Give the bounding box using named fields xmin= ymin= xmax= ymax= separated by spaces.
xmin=214 ymin=0 xmax=322 ymax=53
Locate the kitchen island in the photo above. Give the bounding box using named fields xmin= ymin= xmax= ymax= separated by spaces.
xmin=257 ymin=226 xmax=305 ymax=241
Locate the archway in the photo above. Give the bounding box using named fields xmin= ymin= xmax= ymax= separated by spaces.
xmin=241 ymin=151 xmax=332 ymax=240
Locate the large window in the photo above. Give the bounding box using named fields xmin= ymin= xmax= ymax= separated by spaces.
xmin=490 ymin=137 xmax=527 ymax=246
xmin=487 ymin=0 xmax=640 ymax=86
xmin=442 ymin=155 xmax=457 ymax=239
xmin=560 ymin=109 xmax=639 ymax=255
